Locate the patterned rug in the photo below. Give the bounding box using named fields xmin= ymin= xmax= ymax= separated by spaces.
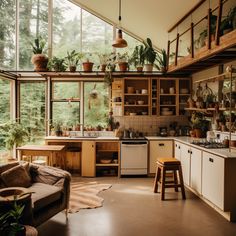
xmin=68 ymin=181 xmax=112 ymax=213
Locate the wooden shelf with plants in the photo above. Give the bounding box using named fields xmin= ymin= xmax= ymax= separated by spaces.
xmin=123 ymin=78 xmax=150 ymax=116
xmin=95 ymin=141 xmax=120 ymax=177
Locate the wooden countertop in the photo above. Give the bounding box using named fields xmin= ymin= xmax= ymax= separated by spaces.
xmin=17 ymin=144 xmax=65 ymax=151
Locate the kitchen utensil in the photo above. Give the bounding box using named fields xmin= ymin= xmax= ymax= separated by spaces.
xmin=202 ymin=83 xmax=213 ymax=101
xmin=137 ymin=100 xmax=144 ymax=105
xmin=223 ymin=136 xmax=229 ymax=147
xmin=180 ymin=88 xmax=189 ymax=94
xmin=160 ymin=127 xmax=168 ymax=137
xmin=141 ymin=89 xmax=148 ymax=94
xmin=130 ymin=112 xmax=137 ymax=116
xmin=161 ymin=107 xmax=169 ymax=111
xmin=196 ymin=83 xmax=203 ymax=98
xmin=161 ymin=111 xmax=173 ymax=116
xmin=127 ymin=87 xmax=135 ymax=93
xmin=142 ymin=111 xmax=148 ymax=115
xmin=169 ymin=87 xmax=175 ymax=94
xmin=100 ymin=159 xmax=112 ymax=164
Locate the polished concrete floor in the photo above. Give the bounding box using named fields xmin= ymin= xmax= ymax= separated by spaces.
xmin=38 ymin=177 xmax=236 ymax=236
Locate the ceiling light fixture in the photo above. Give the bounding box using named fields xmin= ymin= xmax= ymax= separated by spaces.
xmin=112 ymin=0 xmax=128 ymax=48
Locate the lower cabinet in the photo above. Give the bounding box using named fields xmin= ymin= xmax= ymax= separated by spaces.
xmin=202 ymin=152 xmax=224 ymax=210
xmin=149 ymin=140 xmax=173 ymax=174
xmin=81 ymin=141 xmax=96 ymax=177
xmin=190 ymin=147 xmax=202 ymax=194
xmin=174 ymin=141 xmax=181 ymax=161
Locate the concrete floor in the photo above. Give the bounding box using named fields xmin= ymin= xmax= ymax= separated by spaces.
xmin=37 ymin=177 xmax=236 ymax=236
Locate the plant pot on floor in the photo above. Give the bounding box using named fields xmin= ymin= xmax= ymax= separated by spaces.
xmin=83 ymin=62 xmax=94 ymax=72
xmin=31 ymin=54 xmax=48 ymax=72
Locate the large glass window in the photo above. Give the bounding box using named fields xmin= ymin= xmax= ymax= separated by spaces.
xmin=84 ymin=82 xmax=109 ymax=129
xmin=51 ymin=82 xmax=80 ymax=127
xmin=19 ymin=0 xmax=49 ymax=70
xmin=0 ymin=78 xmax=12 ymax=154
xmin=0 ymin=0 xmax=16 ymax=70
xmin=53 ymin=0 xmax=81 ymax=58
xmin=19 ymin=82 xmax=46 ymax=144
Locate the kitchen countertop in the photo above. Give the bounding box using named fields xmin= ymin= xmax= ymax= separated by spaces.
xmin=45 ymin=135 xmax=236 ymax=158
xmin=146 ymin=136 xmax=236 ymax=159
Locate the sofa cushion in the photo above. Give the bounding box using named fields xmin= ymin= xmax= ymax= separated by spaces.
xmin=28 ymin=183 xmax=62 ymax=211
xmin=1 ymin=165 xmax=32 ymax=188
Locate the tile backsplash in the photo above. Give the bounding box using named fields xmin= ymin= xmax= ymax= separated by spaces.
xmin=114 ymin=116 xmax=189 ymax=136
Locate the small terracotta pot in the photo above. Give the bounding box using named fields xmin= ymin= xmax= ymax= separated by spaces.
xmin=100 ymin=64 xmax=107 ymax=72
xmin=118 ymin=62 xmax=128 ymax=72
xmin=136 ymin=66 xmax=143 ymax=72
xmin=83 ymin=62 xmax=94 ymax=72
xmin=194 ymin=129 xmax=202 ymax=138
xmin=31 ymin=54 xmax=48 ymax=72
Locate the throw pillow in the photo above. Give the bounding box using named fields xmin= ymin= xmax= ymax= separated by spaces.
xmin=1 ymin=165 xmax=32 ymax=188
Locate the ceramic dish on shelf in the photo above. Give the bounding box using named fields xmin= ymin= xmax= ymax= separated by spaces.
xmin=137 ymin=100 xmax=144 ymax=105
xmin=130 ymin=113 xmax=137 ymax=116
xmin=142 ymin=112 xmax=148 ymax=115
xmin=161 ymin=111 xmax=173 ymax=116
xmin=141 ymin=89 xmax=148 ymax=94
xmin=180 ymin=88 xmax=189 ymax=94
xmin=127 ymin=87 xmax=135 ymax=93
xmin=100 ymin=159 xmax=112 ymax=164
xmin=161 ymin=107 xmax=169 ymax=111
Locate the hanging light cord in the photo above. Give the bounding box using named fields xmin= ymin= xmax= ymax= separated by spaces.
xmin=119 ymin=0 xmax=121 ymax=21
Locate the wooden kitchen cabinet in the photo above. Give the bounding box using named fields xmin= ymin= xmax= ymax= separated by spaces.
xmin=202 ymin=152 xmax=224 ymax=210
xmin=81 ymin=141 xmax=96 ymax=177
xmin=180 ymin=143 xmax=191 ymax=186
xmin=149 ymin=140 xmax=173 ymax=174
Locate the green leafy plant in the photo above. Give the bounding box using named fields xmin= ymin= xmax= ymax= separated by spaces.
xmin=65 ymin=50 xmax=83 ymax=67
xmin=30 ymin=36 xmax=46 ymax=54
xmin=142 ymin=38 xmax=157 ymax=64
xmin=129 ymin=45 xmax=145 ymax=67
xmin=156 ymin=49 xmax=167 ymax=72
xmin=48 ymin=56 xmax=67 ymax=72
xmin=0 ymin=196 xmax=25 ymax=236
xmin=116 ymin=52 xmax=129 ymax=63
xmin=190 ymin=112 xmax=209 ymax=132
xmin=0 ymin=121 xmax=28 ymax=151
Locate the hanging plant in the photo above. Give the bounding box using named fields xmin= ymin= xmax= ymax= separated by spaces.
xmin=88 ymin=84 xmax=100 ymax=110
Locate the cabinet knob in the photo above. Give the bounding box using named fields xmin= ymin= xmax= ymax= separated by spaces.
xmin=178 ymin=146 xmax=180 ymax=149
xmin=188 ymin=150 xmax=190 ymax=153
xmin=209 ymin=158 xmax=214 ymax=163
xmin=190 ymin=151 xmax=192 ymax=154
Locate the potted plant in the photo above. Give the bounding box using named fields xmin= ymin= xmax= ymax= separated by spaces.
xmin=103 ymin=53 xmax=117 ymax=87
xmin=142 ymin=38 xmax=157 ymax=72
xmin=30 ymin=36 xmax=48 ymax=72
xmin=48 ymin=56 xmax=67 ymax=72
xmin=0 ymin=121 xmax=28 ymax=156
xmin=52 ymin=121 xmax=63 ymax=136
xmin=116 ymin=52 xmax=129 ymax=72
xmin=0 ymin=196 xmax=26 ymax=236
xmin=82 ymin=54 xmax=94 ymax=72
xmin=156 ymin=49 xmax=167 ymax=73
xmin=65 ymin=50 xmax=83 ymax=72
xmin=129 ymin=45 xmax=145 ymax=72
xmin=97 ymin=53 xmax=109 ymax=72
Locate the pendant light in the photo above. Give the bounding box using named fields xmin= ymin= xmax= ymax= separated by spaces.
xmin=112 ymin=0 xmax=128 ymax=48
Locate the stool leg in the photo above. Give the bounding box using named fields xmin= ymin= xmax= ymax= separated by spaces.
xmin=161 ymin=167 xmax=166 ymax=200
xmin=154 ymin=166 xmax=161 ymax=193
xmin=173 ymin=170 xmax=178 ymax=192
xmin=178 ymin=165 xmax=186 ymax=200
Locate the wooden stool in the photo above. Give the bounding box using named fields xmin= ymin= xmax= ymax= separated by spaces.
xmin=153 ymin=157 xmax=186 ymax=200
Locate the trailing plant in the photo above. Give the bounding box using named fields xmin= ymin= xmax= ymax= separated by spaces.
xmin=129 ymin=45 xmax=145 ymax=67
xmin=48 ymin=56 xmax=67 ymax=72
xmin=97 ymin=53 xmax=110 ymax=65
xmin=0 ymin=121 xmax=28 ymax=151
xmin=142 ymin=38 xmax=157 ymax=64
xmin=30 ymin=36 xmax=46 ymax=54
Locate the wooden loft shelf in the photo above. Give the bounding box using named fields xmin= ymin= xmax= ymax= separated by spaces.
xmin=167 ymin=29 xmax=236 ymax=74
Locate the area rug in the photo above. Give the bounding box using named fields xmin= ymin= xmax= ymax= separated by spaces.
xmin=68 ymin=181 xmax=112 ymax=213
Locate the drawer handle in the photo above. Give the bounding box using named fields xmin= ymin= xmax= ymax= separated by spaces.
xmin=190 ymin=151 xmax=192 ymax=154
xmin=188 ymin=150 xmax=190 ymax=153
xmin=159 ymin=143 xmax=165 ymax=146
xmin=209 ymin=158 xmax=214 ymax=163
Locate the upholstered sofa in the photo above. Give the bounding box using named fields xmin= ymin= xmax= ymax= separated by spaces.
xmin=0 ymin=161 xmax=71 ymax=227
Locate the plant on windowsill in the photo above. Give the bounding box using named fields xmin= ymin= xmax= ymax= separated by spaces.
xmin=52 ymin=121 xmax=63 ymax=136
xmin=116 ymin=52 xmax=129 ymax=72
xmin=142 ymin=38 xmax=157 ymax=72
xmin=30 ymin=36 xmax=48 ymax=72
xmin=82 ymin=53 xmax=94 ymax=72
xmin=129 ymin=45 xmax=145 ymax=72
xmin=0 ymin=121 xmax=28 ymax=157
xmin=48 ymin=56 xmax=67 ymax=72
xmin=156 ymin=49 xmax=167 ymax=73
xmin=65 ymin=50 xmax=83 ymax=72
xmin=97 ymin=53 xmax=110 ymax=72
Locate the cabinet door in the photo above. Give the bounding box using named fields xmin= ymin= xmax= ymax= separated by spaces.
xmin=180 ymin=143 xmax=191 ymax=186
xmin=190 ymin=147 xmax=202 ymax=194
xmin=81 ymin=141 xmax=96 ymax=177
xmin=149 ymin=140 xmax=173 ymax=174
xmin=174 ymin=141 xmax=181 ymax=161
xmin=202 ymin=152 xmax=224 ymax=210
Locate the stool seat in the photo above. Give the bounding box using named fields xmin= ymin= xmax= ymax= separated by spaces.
xmin=157 ymin=158 xmax=180 ymax=165
xmin=154 ymin=157 xmax=186 ymax=200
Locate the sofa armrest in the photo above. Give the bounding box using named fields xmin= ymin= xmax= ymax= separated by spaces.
xmin=29 ymin=164 xmax=71 ymax=209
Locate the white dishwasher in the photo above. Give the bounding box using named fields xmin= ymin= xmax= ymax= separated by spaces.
xmin=120 ymin=140 xmax=148 ymax=175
